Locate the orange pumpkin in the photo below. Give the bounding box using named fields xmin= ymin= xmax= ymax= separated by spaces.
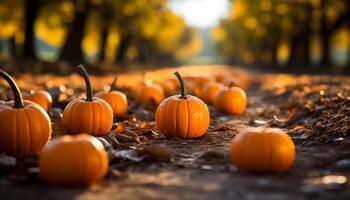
xmin=0 ymin=69 xmax=51 ymax=157
xmin=95 ymin=77 xmax=128 ymax=117
xmin=155 ymin=71 xmax=210 ymax=138
xmin=230 ymin=127 xmax=295 ymax=173
xmin=24 ymin=90 xmax=52 ymax=112
xmin=214 ymin=83 xmax=247 ymax=115
xmin=137 ymin=82 xmax=165 ymax=105
xmin=191 ymin=77 xmax=212 ymax=97
xmin=201 ymin=82 xmax=224 ymax=104
xmin=158 ymin=79 xmax=177 ymax=96
xmin=62 ymin=65 xmax=113 ymax=136
xmin=39 ymin=134 xmax=108 ymax=185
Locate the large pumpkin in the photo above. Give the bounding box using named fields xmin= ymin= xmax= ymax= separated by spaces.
xmin=214 ymin=84 xmax=247 ymax=115
xmin=95 ymin=77 xmax=128 ymax=117
xmin=201 ymin=82 xmax=224 ymax=104
xmin=39 ymin=134 xmax=108 ymax=185
xmin=24 ymin=90 xmax=52 ymax=112
xmin=155 ymin=71 xmax=210 ymax=138
xmin=0 ymin=69 xmax=51 ymax=157
xmin=230 ymin=127 xmax=295 ymax=173
xmin=62 ymin=65 xmax=113 ymax=136
xmin=137 ymin=82 xmax=165 ymax=105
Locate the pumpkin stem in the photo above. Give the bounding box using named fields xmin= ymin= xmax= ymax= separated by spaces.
xmin=229 ymin=81 xmax=235 ymax=88
xmin=174 ymin=71 xmax=187 ymax=99
xmin=109 ymin=76 xmax=117 ymax=92
xmin=0 ymin=69 xmax=24 ymax=108
xmin=77 ymin=64 xmax=93 ymax=101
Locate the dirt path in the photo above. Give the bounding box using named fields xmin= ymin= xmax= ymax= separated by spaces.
xmin=0 ymin=69 xmax=350 ymax=200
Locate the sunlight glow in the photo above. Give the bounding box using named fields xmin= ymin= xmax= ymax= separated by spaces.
xmin=170 ymin=0 xmax=230 ymax=27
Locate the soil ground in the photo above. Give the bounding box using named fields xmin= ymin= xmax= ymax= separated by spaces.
xmin=0 ymin=67 xmax=349 ymax=200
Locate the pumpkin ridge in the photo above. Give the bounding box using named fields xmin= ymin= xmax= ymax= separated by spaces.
xmin=165 ymin=99 xmax=173 ymax=138
xmin=97 ymin=100 xmax=104 ymax=135
xmin=266 ymin=132 xmax=274 ymax=172
xmin=185 ymin=99 xmax=191 ymax=138
xmin=0 ymin=109 xmax=12 ymax=154
xmin=23 ymin=109 xmax=31 ymax=154
xmin=64 ymin=100 xmax=78 ymax=133
xmin=88 ymin=102 xmax=94 ymax=133
xmin=241 ymin=133 xmax=252 ymax=171
xmin=80 ymin=140 xmax=90 ymax=183
xmin=15 ymin=110 xmax=20 ymax=155
xmin=35 ymin=107 xmax=47 ymax=153
xmin=172 ymin=101 xmax=181 ymax=138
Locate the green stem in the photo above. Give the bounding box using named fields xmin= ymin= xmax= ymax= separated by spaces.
xmin=77 ymin=64 xmax=93 ymax=101
xmin=109 ymin=76 xmax=117 ymax=92
xmin=174 ymin=71 xmax=187 ymax=99
xmin=0 ymin=69 xmax=24 ymax=108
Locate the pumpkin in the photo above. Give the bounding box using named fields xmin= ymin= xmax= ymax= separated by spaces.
xmin=24 ymin=90 xmax=52 ymax=112
xmin=39 ymin=134 xmax=108 ymax=185
xmin=158 ymin=79 xmax=177 ymax=96
xmin=155 ymin=71 xmax=210 ymax=138
xmin=0 ymin=69 xmax=51 ymax=157
xmin=191 ymin=77 xmax=212 ymax=97
xmin=230 ymin=127 xmax=295 ymax=173
xmin=95 ymin=77 xmax=128 ymax=117
xmin=137 ymin=82 xmax=165 ymax=105
xmin=214 ymin=83 xmax=247 ymax=115
xmin=201 ymin=82 xmax=224 ymax=104
xmin=62 ymin=65 xmax=113 ymax=136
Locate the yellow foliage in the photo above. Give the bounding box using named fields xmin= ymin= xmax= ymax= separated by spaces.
xmin=243 ymin=51 xmax=254 ymax=64
xmin=331 ymin=28 xmax=350 ymax=50
xmin=212 ymin=27 xmax=226 ymax=42
xmin=277 ymin=40 xmax=290 ymax=62
xmin=34 ymin=1 xmax=75 ymax=47
xmin=82 ymin=11 xmax=102 ymax=55
xmin=244 ymin=17 xmax=257 ymax=30
xmin=0 ymin=0 xmax=23 ymax=39
xmin=104 ymin=25 xmax=120 ymax=62
xmin=276 ymin=4 xmax=289 ymax=15
xmin=175 ymin=31 xmax=202 ymax=60
xmin=230 ymin=0 xmax=246 ymax=20
xmin=260 ymin=0 xmax=272 ymax=11
xmin=35 ymin=15 xmax=67 ymax=47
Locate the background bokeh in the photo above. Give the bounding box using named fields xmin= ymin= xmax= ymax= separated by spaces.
xmin=0 ymin=0 xmax=349 ymax=73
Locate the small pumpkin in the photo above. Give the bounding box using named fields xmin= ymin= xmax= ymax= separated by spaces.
xmin=0 ymin=69 xmax=51 ymax=157
xmin=214 ymin=83 xmax=247 ymax=115
xmin=158 ymin=79 xmax=177 ymax=96
xmin=39 ymin=134 xmax=108 ymax=185
xmin=137 ymin=82 xmax=165 ymax=105
xmin=155 ymin=71 xmax=210 ymax=138
xmin=201 ymin=82 xmax=224 ymax=104
xmin=191 ymin=77 xmax=212 ymax=97
xmin=95 ymin=77 xmax=128 ymax=117
xmin=230 ymin=127 xmax=295 ymax=173
xmin=24 ymin=90 xmax=52 ymax=112
xmin=62 ymin=65 xmax=113 ymax=136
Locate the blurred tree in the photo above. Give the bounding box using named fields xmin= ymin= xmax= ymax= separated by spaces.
xmin=215 ymin=0 xmax=350 ymax=70
xmin=0 ymin=0 xmax=200 ymax=68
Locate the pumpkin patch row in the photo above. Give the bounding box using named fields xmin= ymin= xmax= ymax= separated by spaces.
xmin=0 ymin=66 xmax=295 ymax=186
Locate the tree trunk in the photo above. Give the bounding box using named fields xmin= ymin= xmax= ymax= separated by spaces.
xmin=99 ymin=26 xmax=108 ymax=62
xmin=116 ymin=34 xmax=132 ymax=65
xmin=23 ymin=0 xmax=38 ymax=60
xmin=60 ymin=0 xmax=90 ymax=64
xmin=320 ymin=0 xmax=331 ymax=69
